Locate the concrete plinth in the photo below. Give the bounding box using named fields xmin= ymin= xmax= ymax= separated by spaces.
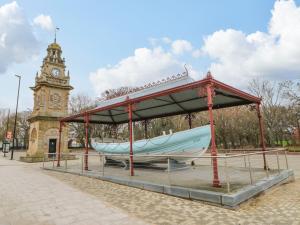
xmin=44 ymin=165 xmax=294 ymax=208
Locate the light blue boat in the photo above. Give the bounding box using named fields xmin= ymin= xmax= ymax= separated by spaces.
xmin=91 ymin=125 xmax=211 ymax=163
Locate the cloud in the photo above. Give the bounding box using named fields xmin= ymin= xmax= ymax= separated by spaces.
xmin=33 ymin=14 xmax=54 ymax=31
xmin=90 ymin=0 xmax=300 ymax=95
xmin=90 ymin=47 xmax=198 ymax=95
xmin=202 ymin=0 xmax=300 ymax=85
xmin=171 ymin=40 xmax=193 ymax=55
xmin=192 ymin=49 xmax=202 ymax=58
xmin=0 ymin=1 xmax=39 ymax=73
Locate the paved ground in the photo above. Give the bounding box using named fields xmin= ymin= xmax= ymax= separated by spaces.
xmin=1 ymin=151 xmax=300 ymax=225
xmin=46 ymin=170 xmax=300 ymax=225
xmin=0 ymin=154 xmax=146 ymax=225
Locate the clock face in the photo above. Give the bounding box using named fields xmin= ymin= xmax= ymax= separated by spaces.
xmin=51 ymin=68 xmax=60 ymax=77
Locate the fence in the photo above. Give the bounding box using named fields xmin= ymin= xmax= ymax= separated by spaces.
xmin=0 ymin=138 xmax=28 ymax=151
xmin=43 ymin=148 xmax=289 ymax=193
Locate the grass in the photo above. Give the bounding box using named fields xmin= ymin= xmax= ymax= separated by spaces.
xmin=287 ymin=146 xmax=300 ymax=152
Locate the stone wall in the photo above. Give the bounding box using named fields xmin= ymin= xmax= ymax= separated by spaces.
xmin=23 ymin=120 xmax=69 ymax=162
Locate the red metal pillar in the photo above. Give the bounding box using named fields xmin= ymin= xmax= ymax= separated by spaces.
xmin=207 ymin=84 xmax=221 ymax=187
xmin=256 ymin=102 xmax=267 ymax=170
xmin=84 ymin=114 xmax=89 ymax=171
xmin=57 ymin=122 xmax=62 ymax=167
xmin=128 ymin=104 xmax=134 ymax=176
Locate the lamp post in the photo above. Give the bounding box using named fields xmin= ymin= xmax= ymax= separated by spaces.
xmin=10 ymin=75 xmax=21 ymax=160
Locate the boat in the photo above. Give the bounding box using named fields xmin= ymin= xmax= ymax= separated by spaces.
xmin=91 ymin=125 xmax=211 ymax=163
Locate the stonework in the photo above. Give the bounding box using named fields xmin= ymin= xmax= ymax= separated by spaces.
xmin=21 ymin=41 xmax=73 ymax=162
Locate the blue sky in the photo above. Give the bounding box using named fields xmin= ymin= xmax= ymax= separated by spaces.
xmin=0 ymin=0 xmax=300 ymax=111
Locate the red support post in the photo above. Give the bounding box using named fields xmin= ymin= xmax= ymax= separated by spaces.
xmin=206 ymin=84 xmax=221 ymax=187
xmin=57 ymin=122 xmax=62 ymax=167
xmin=256 ymin=103 xmax=267 ymax=170
xmin=84 ymin=114 xmax=89 ymax=171
xmin=128 ymin=104 xmax=134 ymax=176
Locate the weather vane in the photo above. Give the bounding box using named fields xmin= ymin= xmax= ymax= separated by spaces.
xmin=54 ymin=27 xmax=60 ymax=43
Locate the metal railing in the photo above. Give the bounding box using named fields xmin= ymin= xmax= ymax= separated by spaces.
xmin=43 ymin=148 xmax=289 ymax=193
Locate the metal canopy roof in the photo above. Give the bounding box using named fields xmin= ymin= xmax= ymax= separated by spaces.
xmin=61 ymin=73 xmax=261 ymax=124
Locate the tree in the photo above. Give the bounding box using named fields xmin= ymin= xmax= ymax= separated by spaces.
xmin=248 ymin=79 xmax=295 ymax=146
xmin=0 ymin=109 xmax=31 ymax=148
xmin=283 ymin=81 xmax=300 ymax=144
xmin=68 ymin=93 xmax=96 ymax=146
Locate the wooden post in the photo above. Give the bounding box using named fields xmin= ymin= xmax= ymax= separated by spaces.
xmin=128 ymin=104 xmax=134 ymax=176
xmin=207 ymin=84 xmax=221 ymax=187
xmin=256 ymin=103 xmax=267 ymax=170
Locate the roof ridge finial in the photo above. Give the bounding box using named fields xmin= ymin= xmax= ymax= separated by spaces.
xmin=54 ymin=27 xmax=60 ymax=43
xmin=206 ymin=71 xmax=213 ymax=79
xmin=183 ymin=64 xmax=189 ymax=76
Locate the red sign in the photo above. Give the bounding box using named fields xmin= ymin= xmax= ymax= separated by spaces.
xmin=6 ymin=131 xmax=12 ymax=140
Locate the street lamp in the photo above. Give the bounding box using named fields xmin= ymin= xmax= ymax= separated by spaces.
xmin=10 ymin=74 xmax=21 ymax=160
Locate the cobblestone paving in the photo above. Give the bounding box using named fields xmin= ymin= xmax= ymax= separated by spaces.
xmin=44 ymin=154 xmax=300 ymax=225
xmin=0 ymin=156 xmax=146 ymax=225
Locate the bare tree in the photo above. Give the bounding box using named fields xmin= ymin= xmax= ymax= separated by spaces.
xmin=248 ymin=79 xmax=293 ymax=146
xmin=282 ymin=81 xmax=300 ymax=144
xmin=68 ymin=93 xmax=96 ymax=146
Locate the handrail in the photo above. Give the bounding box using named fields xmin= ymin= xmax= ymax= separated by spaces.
xmin=44 ymin=148 xmax=287 ymax=159
xmin=216 ymin=147 xmax=285 ymax=152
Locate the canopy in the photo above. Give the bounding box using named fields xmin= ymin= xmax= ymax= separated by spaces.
xmin=61 ymin=72 xmax=261 ymax=124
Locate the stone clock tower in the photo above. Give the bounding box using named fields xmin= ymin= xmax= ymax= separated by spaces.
xmin=21 ymin=41 xmax=73 ymax=162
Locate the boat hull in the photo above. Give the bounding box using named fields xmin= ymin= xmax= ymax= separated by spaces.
xmin=91 ymin=125 xmax=211 ymax=163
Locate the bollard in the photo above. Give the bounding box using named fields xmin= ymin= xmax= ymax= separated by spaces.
xmin=52 ymin=154 xmax=54 ymax=168
xmin=99 ymin=153 xmax=101 ymax=172
xmin=264 ymin=153 xmax=269 ymax=178
xmin=129 ymin=155 xmax=131 ymax=176
xmin=81 ymin=154 xmax=84 ymax=174
xmin=247 ymin=155 xmax=253 ymax=185
xmin=243 ymin=151 xmax=247 ymax=168
xmin=276 ymin=151 xmax=280 ymax=173
xmin=284 ymin=150 xmax=289 ymax=170
xmin=167 ymin=157 xmax=171 ymax=185
xmin=42 ymin=154 xmax=45 ymax=168
xmin=65 ymin=155 xmax=67 ymax=171
xmin=224 ymin=158 xmax=230 ymax=193
xmin=102 ymin=155 xmax=105 ymax=177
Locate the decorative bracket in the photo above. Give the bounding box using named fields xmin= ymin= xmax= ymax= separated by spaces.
xmin=125 ymin=103 xmax=137 ymax=112
xmin=197 ymin=85 xmax=215 ymax=98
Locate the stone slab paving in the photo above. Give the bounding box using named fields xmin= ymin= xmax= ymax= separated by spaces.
xmin=1 ymin=152 xmax=300 ymax=225
xmin=0 ymin=156 xmax=147 ymax=225
xmin=44 ymin=154 xmax=300 ymax=225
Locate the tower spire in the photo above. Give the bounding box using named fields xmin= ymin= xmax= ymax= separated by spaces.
xmin=54 ymin=27 xmax=60 ymax=43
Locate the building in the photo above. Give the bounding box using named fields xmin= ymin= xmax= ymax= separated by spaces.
xmin=20 ymin=40 xmax=73 ymax=162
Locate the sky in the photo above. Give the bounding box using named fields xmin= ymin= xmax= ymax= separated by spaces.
xmin=0 ymin=0 xmax=300 ymax=111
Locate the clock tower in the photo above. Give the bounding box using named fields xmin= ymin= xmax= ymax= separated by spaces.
xmin=21 ymin=41 xmax=73 ymax=162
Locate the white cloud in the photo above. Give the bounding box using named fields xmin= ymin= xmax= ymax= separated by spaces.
xmin=90 ymin=47 xmax=198 ymax=95
xmin=33 ymin=14 xmax=54 ymax=31
xmin=202 ymin=0 xmax=300 ymax=85
xmin=90 ymin=0 xmax=300 ymax=95
xmin=171 ymin=40 xmax=193 ymax=55
xmin=192 ymin=49 xmax=202 ymax=58
xmin=0 ymin=1 xmax=40 ymax=73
